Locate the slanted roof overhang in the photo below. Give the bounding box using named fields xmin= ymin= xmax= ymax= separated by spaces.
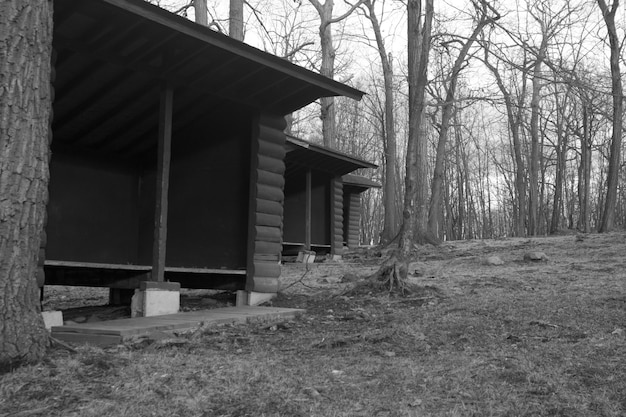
xmin=342 ymin=174 xmax=381 ymax=193
xmin=285 ymin=136 xmax=377 ymax=177
xmin=52 ymin=0 xmax=364 ymax=157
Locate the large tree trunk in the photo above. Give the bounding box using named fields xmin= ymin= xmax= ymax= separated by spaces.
xmin=597 ymin=0 xmax=622 ymax=233
xmin=194 ymin=0 xmax=208 ymax=26
xmin=577 ymin=105 xmax=592 ymax=232
xmin=229 ymin=0 xmax=244 ymax=41
xmin=550 ymin=85 xmax=570 ymax=234
xmin=309 ymin=0 xmax=362 ymax=148
xmin=401 ymin=0 xmax=433 ymax=254
xmin=367 ymin=0 xmax=433 ymax=295
xmin=310 ymin=0 xmax=337 ymax=147
xmin=363 ymin=0 xmax=399 ymax=244
xmin=528 ymin=35 xmax=547 ymax=236
xmin=0 ymin=0 xmax=53 ymax=371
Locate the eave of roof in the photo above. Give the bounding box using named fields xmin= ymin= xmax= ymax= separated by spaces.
xmin=54 ymin=0 xmax=364 ymax=114
xmin=52 ymin=0 xmax=366 ymax=158
xmin=104 ymin=0 xmax=364 ymax=102
xmin=285 ymin=136 xmax=378 ymax=177
xmin=342 ymin=174 xmax=382 ymax=191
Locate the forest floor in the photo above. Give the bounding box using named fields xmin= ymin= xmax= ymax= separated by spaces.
xmin=1 ymin=231 xmax=625 ymax=416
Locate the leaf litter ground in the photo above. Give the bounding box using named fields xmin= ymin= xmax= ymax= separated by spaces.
xmin=1 ymin=232 xmax=625 ymax=416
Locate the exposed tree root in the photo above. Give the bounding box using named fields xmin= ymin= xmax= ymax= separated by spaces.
xmin=365 ymin=250 xmax=415 ymax=295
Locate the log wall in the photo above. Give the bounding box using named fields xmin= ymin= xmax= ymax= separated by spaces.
xmin=246 ymin=114 xmax=287 ymax=293
xmin=344 ymin=192 xmax=361 ymax=248
xmin=330 ymin=177 xmax=344 ymax=256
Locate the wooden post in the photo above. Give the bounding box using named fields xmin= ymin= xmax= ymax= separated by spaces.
xmin=305 ymin=169 xmax=312 ymax=251
xmin=151 ymin=82 xmax=173 ymax=282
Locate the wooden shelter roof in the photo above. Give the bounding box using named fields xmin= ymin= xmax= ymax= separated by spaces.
xmin=342 ymin=174 xmax=381 ymax=192
xmin=52 ymin=0 xmax=364 ymax=158
xmin=285 ymin=136 xmax=377 ymax=177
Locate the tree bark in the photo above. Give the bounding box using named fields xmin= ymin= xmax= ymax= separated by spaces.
xmin=401 ymin=0 xmax=433 ymax=252
xmin=528 ymin=33 xmax=547 ymax=236
xmin=550 ymin=84 xmax=570 ymax=234
xmin=597 ymin=0 xmax=622 ymax=233
xmin=229 ymin=0 xmax=244 ymax=41
xmin=309 ymin=0 xmax=362 ymax=148
xmin=362 ymin=0 xmax=399 ymax=243
xmin=577 ymin=104 xmax=592 ymax=232
xmin=310 ymin=0 xmax=337 ymax=147
xmin=0 ymin=0 xmax=53 ymax=371
xmin=194 ymin=0 xmax=208 ymax=26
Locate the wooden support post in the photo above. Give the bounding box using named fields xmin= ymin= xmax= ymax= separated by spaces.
xmin=305 ymin=169 xmax=312 ymax=251
xmin=151 ymin=83 xmax=173 ymax=282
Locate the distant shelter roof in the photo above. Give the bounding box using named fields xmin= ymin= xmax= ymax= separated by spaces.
xmin=285 ymin=136 xmax=377 ymax=177
xmin=342 ymin=174 xmax=381 ymax=192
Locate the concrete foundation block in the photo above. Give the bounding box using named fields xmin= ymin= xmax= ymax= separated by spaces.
xmin=42 ymin=311 xmax=63 ymax=330
xmin=236 ymin=291 xmax=276 ymax=306
xmin=236 ymin=290 xmax=248 ymax=307
xmin=247 ymin=291 xmax=276 ymax=306
xmin=296 ymin=250 xmax=316 ymax=264
xmin=131 ymin=282 xmax=180 ymax=318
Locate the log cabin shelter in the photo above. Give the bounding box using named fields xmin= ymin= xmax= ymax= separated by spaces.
xmin=282 ymin=136 xmax=379 ymax=258
xmin=42 ymin=0 xmax=364 ymax=298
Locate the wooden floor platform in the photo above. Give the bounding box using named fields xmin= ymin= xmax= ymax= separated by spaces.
xmin=51 ymin=306 xmax=304 ymax=347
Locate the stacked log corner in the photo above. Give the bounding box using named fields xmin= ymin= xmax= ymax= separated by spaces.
xmin=346 ymin=192 xmax=361 ymax=249
xmin=246 ymin=114 xmax=287 ymax=293
xmin=330 ymin=178 xmax=344 ymax=257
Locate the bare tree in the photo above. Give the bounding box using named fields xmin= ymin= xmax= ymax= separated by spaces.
xmin=366 ymin=0 xmax=433 ymax=291
xmin=482 ymin=41 xmax=529 ymax=237
xmin=308 ymin=0 xmax=363 ymax=147
xmin=0 ymin=0 xmax=52 ymax=371
xmin=427 ymin=0 xmax=500 ymax=240
xmin=360 ymin=0 xmax=400 ymax=243
xmin=596 ymin=0 xmax=622 ymax=232
xmin=401 ymin=0 xmax=434 ymax=250
xmin=230 ymin=0 xmax=244 ymax=40
xmin=548 ymin=79 xmax=573 ymax=234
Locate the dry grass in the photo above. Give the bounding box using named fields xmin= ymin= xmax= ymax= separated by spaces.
xmin=1 ymin=232 xmax=625 ymax=416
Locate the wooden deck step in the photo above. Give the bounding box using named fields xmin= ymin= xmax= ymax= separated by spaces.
xmin=51 ymin=306 xmax=304 ymax=347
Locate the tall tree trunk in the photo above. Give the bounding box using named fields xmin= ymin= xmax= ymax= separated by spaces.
xmin=528 ymin=34 xmax=547 ymax=236
xmin=229 ymin=0 xmax=244 ymax=41
xmin=0 ymin=0 xmax=53 ymax=371
xmin=194 ymin=0 xmax=208 ymax=26
xmin=309 ymin=0 xmax=362 ymax=148
xmin=597 ymin=0 xmax=622 ymax=232
xmin=482 ymin=47 xmax=527 ymax=237
xmin=454 ymin=120 xmax=465 ymax=239
xmin=550 ymin=86 xmax=570 ymax=234
xmin=577 ymin=104 xmax=592 ymax=232
xmin=310 ymin=0 xmax=337 ymax=148
xmin=401 ymin=0 xmax=434 ymax=253
xmin=363 ymin=0 xmax=399 ymax=243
